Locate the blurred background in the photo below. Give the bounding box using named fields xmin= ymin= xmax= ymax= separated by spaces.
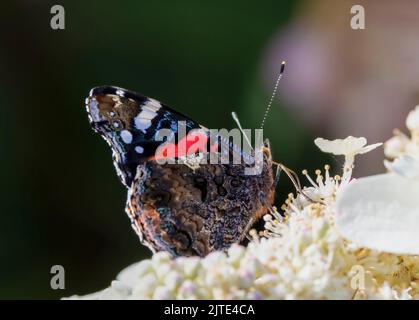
xmin=1 ymin=0 xmax=418 ymax=299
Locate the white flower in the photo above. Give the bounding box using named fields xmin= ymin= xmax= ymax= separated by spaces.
xmin=153 ymin=286 xmax=174 ymax=300
xmin=384 ymin=106 xmax=419 ymax=177
xmin=314 ymin=136 xmax=382 ymax=158
xmin=314 ymin=137 xmax=382 ymax=180
xmin=384 ymin=155 xmax=419 ymax=180
xmin=336 ymin=105 xmax=419 ymax=256
xmin=406 ymin=105 xmax=419 ymax=133
xmin=301 ymin=165 xmax=344 ymax=201
xmin=336 ymin=172 xmax=419 ymax=255
xmin=384 ymin=133 xmax=409 ymax=159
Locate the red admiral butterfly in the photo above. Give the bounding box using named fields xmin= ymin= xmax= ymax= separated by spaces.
xmin=85 ymin=82 xmax=284 ymax=257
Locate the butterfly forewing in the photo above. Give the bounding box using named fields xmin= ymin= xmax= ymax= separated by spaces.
xmin=86 ymin=86 xmax=203 ymax=187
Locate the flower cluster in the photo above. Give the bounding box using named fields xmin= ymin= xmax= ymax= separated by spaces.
xmin=68 ymin=108 xmax=419 ymax=300
xmin=384 ymin=105 xmax=419 ymax=179
xmin=385 ymin=105 xmax=419 ymax=158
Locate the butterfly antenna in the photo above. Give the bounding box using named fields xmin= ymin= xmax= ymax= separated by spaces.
xmin=232 ymin=111 xmax=253 ymax=151
xmin=260 ymin=61 xmax=286 ymax=130
xmin=258 ymin=62 xmax=320 ymax=204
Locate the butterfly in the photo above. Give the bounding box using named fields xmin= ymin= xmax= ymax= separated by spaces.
xmin=85 ymin=86 xmax=276 ymax=257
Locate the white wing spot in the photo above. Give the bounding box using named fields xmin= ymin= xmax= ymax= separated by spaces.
xmin=135 ymin=145 xmax=144 ymax=154
xmin=120 ymin=130 xmax=133 ymax=144
xmin=134 ymin=104 xmax=159 ymax=133
xmin=147 ymin=98 xmax=162 ymax=111
xmin=134 ymin=117 xmax=152 ymax=133
xmin=139 ymin=109 xmax=158 ymax=120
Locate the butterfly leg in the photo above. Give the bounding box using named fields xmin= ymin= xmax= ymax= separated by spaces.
xmin=271 ymin=160 xmax=320 ymax=204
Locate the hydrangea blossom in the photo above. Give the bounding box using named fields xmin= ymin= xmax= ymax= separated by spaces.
xmin=336 ymin=106 xmax=419 ymax=256
xmin=384 ymin=105 xmax=419 ymax=177
xmin=385 ymin=106 xmax=419 ymax=160
xmin=67 ymin=108 xmax=419 ymax=300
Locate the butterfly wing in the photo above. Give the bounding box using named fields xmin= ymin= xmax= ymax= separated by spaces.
xmin=86 ymin=86 xmax=204 ymax=187
xmin=86 ymin=85 xmax=255 ymax=188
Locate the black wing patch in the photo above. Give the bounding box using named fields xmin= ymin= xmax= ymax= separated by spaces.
xmin=86 ymin=86 xmax=202 ymax=187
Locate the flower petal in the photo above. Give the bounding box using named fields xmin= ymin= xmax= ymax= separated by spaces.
xmin=384 ymin=135 xmax=408 ymax=159
xmin=384 ymin=155 xmax=419 ymax=180
xmin=358 ymin=143 xmax=383 ymax=154
xmin=336 ymin=173 xmax=419 ymax=255
xmin=314 ymin=136 xmax=367 ymax=155
xmin=406 ymin=105 xmax=419 ymax=132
